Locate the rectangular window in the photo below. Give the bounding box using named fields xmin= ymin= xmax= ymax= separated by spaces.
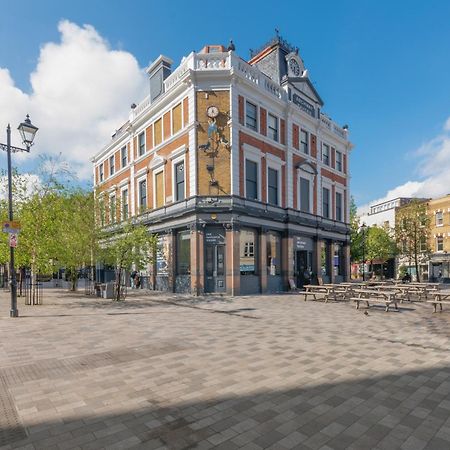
xmin=322 ymin=144 xmax=330 ymax=166
xmin=121 ymin=146 xmax=127 ymax=168
xmin=333 ymin=243 xmax=343 ymax=276
xmin=299 ymin=177 xmax=310 ymax=213
xmin=109 ymin=195 xmax=116 ymax=222
xmin=267 ymin=232 xmax=281 ymax=275
xmin=419 ymin=236 xmax=427 ymax=252
xmin=336 ymin=192 xmax=343 ymax=222
xmin=109 ymin=155 xmax=115 ymax=176
xmin=240 ymin=229 xmax=256 ymax=275
xmin=267 ymin=168 xmax=279 ymax=205
xmin=245 ymin=159 xmax=258 ymax=200
xmin=268 ymin=114 xmax=278 ymax=141
xmin=138 ymin=132 xmax=145 ymax=156
xmin=175 ymin=161 xmax=185 ymax=201
xmin=99 ymin=199 xmax=105 ymax=227
xmin=437 ymin=236 xmax=444 ymax=251
xmin=138 ymin=179 xmax=147 ymax=211
xmin=155 ymin=171 xmax=164 ymax=208
xmin=300 ymin=129 xmax=309 ymax=154
xmin=245 ymin=101 xmax=258 ymax=131
xmin=436 ymin=211 xmax=443 ymax=226
xmin=336 ymin=151 xmax=342 ymax=172
xmin=322 ymin=187 xmax=330 ymax=218
xmin=99 ymin=163 xmax=104 ymax=182
xmin=176 ymin=230 xmax=191 ymax=275
xmin=121 ymin=189 xmax=128 ymax=220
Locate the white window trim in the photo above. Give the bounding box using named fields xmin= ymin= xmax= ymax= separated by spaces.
xmin=120 ymin=185 xmax=129 ymax=220
xmin=99 ymin=163 xmax=104 ymax=182
xmin=136 ymin=174 xmax=148 ymax=212
xmin=436 ymin=211 xmax=444 ymax=227
xmin=138 ymin=131 xmax=146 ymax=157
xmin=109 ymin=192 xmax=117 ymax=222
xmin=267 ymin=113 xmax=279 ymax=142
xmin=244 ymin=99 xmax=259 ymax=133
xmin=266 ymin=160 xmax=282 ymax=206
xmin=243 ymin=143 xmax=263 ymax=201
xmin=297 ymin=169 xmax=315 ymax=214
xmin=109 ymin=155 xmax=115 ymax=176
xmin=120 ymin=146 xmax=128 ymax=168
xmin=321 ymin=179 xmax=333 ymax=219
xmin=172 ymin=155 xmax=186 ymax=202
xmin=335 ymin=150 xmax=343 ymax=172
xmin=153 ymin=167 xmax=165 ymax=208
xmin=335 ymin=187 xmax=344 ymax=222
xmin=300 ymin=128 xmax=309 ymax=154
xmin=321 ymin=142 xmax=330 ymax=166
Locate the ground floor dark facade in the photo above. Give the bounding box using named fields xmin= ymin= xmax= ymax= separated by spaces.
xmin=105 ymin=196 xmax=351 ymax=295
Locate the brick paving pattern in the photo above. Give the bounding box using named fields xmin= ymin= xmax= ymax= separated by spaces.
xmin=1 ymin=288 xmax=450 ymax=449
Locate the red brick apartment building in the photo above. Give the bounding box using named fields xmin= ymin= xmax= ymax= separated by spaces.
xmin=92 ymin=34 xmax=353 ymax=295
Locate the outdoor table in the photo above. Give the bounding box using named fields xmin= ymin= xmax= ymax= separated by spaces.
xmin=351 ymin=288 xmax=399 ymax=312
xmin=302 ymin=285 xmax=336 ymax=302
xmin=427 ymin=292 xmax=450 ymax=313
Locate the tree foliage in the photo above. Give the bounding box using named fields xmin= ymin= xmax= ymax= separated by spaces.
xmin=349 ymin=196 xmax=364 ymax=263
xmin=99 ymin=223 xmax=157 ymax=301
xmin=395 ymin=199 xmax=430 ymax=282
xmin=365 ymin=225 xmax=397 ymax=266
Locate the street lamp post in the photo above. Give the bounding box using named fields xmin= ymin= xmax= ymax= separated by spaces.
xmin=361 ymin=222 xmax=367 ymax=281
xmin=1 ymin=115 xmax=38 ymax=317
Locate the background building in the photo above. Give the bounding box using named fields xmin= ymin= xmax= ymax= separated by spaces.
xmin=92 ymin=35 xmax=353 ymax=295
xmin=428 ymin=194 xmax=450 ymax=282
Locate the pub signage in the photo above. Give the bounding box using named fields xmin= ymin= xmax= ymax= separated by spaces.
xmin=292 ymin=94 xmax=315 ymax=118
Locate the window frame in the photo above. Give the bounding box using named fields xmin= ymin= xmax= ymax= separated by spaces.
xmin=300 ymin=129 xmax=309 ymax=154
xmin=267 ymin=167 xmax=280 ymax=206
xmin=245 ymin=100 xmax=258 ymax=132
xmin=436 ymin=236 xmax=444 ymax=252
xmin=335 ymin=150 xmax=342 ymax=172
xmin=436 ymin=211 xmax=443 ymax=226
xmin=138 ymin=131 xmax=145 ymax=157
xmin=121 ymin=146 xmax=127 ymax=168
xmin=322 ymin=143 xmax=330 ymax=166
xmin=109 ymin=155 xmax=115 ymax=176
xmin=267 ymin=113 xmax=279 ymax=142
xmin=173 ymin=158 xmax=186 ymax=202
xmin=153 ymin=168 xmax=165 ymax=208
xmin=322 ymin=186 xmax=330 ymax=219
xmin=335 ymin=191 xmax=343 ymax=222
xmin=109 ymin=193 xmax=116 ymax=223
xmin=245 ymin=158 xmax=259 ymax=201
xmin=99 ymin=163 xmax=104 ymax=182
xmin=137 ymin=176 xmax=147 ymax=213
xmin=121 ymin=187 xmax=129 ymax=220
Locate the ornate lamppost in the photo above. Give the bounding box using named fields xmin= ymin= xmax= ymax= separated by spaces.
xmin=360 ymin=222 xmax=367 ymax=281
xmin=1 ymin=115 xmax=38 ymax=317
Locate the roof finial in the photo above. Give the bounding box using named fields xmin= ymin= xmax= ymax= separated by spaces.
xmin=275 ymin=28 xmax=280 ymax=38
xmin=227 ymin=40 xmax=235 ymax=51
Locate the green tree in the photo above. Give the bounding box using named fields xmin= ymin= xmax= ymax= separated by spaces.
xmin=58 ymin=190 xmax=99 ymax=291
xmin=100 ymin=223 xmax=157 ymax=301
xmin=350 ymin=197 xmax=364 ymax=264
xmin=365 ymin=225 xmax=397 ymax=277
xmin=395 ymin=199 xmax=430 ymax=282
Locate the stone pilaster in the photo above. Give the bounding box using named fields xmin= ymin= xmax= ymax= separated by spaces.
xmin=190 ymin=223 xmax=204 ymax=295
xmin=281 ymin=231 xmax=294 ymax=290
xmin=225 ymin=222 xmax=240 ymax=296
xmin=259 ymin=228 xmax=268 ymax=293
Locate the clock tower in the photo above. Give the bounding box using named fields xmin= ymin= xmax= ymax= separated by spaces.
xmin=286 ymin=51 xmax=304 ymax=78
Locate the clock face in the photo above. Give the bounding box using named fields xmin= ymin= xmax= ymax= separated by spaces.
xmin=207 ymin=105 xmax=219 ymax=118
xmin=289 ymin=58 xmax=300 ymax=77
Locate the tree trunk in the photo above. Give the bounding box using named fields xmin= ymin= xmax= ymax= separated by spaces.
xmin=70 ymin=272 xmax=77 ymax=291
xmin=115 ymin=267 xmax=122 ymax=301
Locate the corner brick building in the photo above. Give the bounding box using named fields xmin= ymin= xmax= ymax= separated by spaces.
xmin=92 ymin=35 xmax=353 ymax=295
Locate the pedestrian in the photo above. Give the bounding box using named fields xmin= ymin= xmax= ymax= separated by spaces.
xmin=135 ymin=274 xmax=141 ymax=289
xmin=130 ymin=270 xmax=137 ymax=289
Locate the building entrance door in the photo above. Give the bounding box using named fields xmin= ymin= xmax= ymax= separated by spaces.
xmin=205 ymin=229 xmax=226 ymax=293
xmin=295 ymin=250 xmax=310 ymax=288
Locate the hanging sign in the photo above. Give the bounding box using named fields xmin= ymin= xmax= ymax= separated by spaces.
xmin=2 ymin=221 xmax=21 ymax=233
xmin=9 ymin=233 xmax=18 ymax=248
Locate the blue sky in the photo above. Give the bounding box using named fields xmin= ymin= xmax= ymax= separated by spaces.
xmin=1 ymin=0 xmax=450 ymax=207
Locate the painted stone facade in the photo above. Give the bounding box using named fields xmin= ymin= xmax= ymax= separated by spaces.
xmin=92 ymin=36 xmax=353 ymax=295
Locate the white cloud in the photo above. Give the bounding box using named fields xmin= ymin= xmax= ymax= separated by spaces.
xmin=0 ymin=20 xmax=147 ymax=179
xmin=358 ymin=120 xmax=450 ymax=215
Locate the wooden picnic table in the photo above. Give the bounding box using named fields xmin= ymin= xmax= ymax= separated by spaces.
xmin=427 ymin=292 xmax=450 ymax=312
xmin=301 ymin=285 xmax=337 ymax=302
xmin=351 ymin=288 xmax=399 ymax=312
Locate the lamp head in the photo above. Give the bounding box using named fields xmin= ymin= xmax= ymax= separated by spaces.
xmin=18 ymin=114 xmax=38 ymax=149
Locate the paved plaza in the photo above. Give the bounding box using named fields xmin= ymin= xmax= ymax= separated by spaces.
xmin=1 ymin=288 xmax=450 ymax=449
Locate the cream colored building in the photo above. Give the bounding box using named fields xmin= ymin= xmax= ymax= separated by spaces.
xmin=428 ymin=194 xmax=450 ymax=282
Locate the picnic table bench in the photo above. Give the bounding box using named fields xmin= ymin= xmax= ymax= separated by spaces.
xmin=351 ymin=289 xmax=399 ymax=312
xmin=427 ymin=292 xmax=450 ymax=313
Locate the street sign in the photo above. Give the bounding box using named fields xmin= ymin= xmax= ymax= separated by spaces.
xmin=2 ymin=221 xmax=21 ymax=233
xmin=9 ymin=233 xmax=18 ymax=248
